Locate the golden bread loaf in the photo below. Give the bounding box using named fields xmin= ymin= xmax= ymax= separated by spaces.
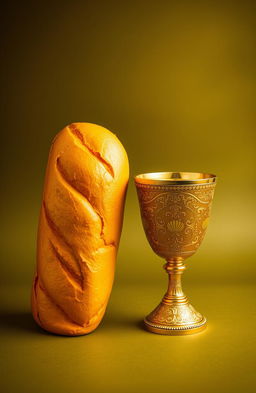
xmin=31 ymin=123 xmax=129 ymax=335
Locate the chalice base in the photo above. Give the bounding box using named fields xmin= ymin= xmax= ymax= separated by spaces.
xmin=144 ymin=301 xmax=207 ymax=335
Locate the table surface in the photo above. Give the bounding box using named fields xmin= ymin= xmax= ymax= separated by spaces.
xmin=1 ymin=283 xmax=255 ymax=393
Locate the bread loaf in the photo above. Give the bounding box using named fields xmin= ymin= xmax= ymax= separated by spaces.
xmin=31 ymin=123 xmax=129 ymax=335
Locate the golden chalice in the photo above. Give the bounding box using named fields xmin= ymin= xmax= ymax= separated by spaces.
xmin=135 ymin=172 xmax=216 ymax=335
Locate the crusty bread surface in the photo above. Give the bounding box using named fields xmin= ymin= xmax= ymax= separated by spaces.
xmin=32 ymin=123 xmax=129 ymax=335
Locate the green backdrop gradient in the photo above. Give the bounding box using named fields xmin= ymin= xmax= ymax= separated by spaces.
xmin=1 ymin=1 xmax=255 ymax=393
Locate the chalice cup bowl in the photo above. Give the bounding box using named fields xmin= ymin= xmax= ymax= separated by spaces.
xmin=135 ymin=172 xmax=217 ymax=335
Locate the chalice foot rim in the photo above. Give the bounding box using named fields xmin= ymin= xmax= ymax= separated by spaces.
xmin=144 ymin=316 xmax=207 ymax=335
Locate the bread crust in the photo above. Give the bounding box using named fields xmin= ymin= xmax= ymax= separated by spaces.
xmin=31 ymin=123 xmax=129 ymax=335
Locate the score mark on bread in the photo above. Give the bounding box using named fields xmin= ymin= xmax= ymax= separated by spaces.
xmin=68 ymin=123 xmax=114 ymax=178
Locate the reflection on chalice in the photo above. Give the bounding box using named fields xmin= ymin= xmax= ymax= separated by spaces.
xmin=135 ymin=172 xmax=217 ymax=335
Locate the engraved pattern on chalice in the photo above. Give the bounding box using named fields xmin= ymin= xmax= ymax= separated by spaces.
xmin=135 ymin=172 xmax=216 ymax=335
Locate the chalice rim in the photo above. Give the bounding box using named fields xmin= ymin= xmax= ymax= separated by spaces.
xmin=134 ymin=171 xmax=217 ymax=185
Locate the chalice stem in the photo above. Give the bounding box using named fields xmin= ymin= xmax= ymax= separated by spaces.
xmin=144 ymin=258 xmax=207 ymax=334
xmin=163 ymin=259 xmax=188 ymax=305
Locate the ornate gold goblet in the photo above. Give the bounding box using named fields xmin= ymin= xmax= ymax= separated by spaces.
xmin=135 ymin=172 xmax=216 ymax=335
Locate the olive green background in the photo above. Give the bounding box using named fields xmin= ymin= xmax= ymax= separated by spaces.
xmin=1 ymin=1 xmax=255 ymax=393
